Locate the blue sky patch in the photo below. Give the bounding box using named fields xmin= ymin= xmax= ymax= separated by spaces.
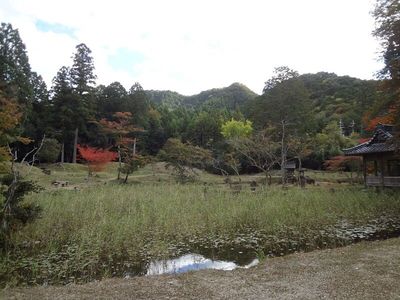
xmin=35 ymin=20 xmax=75 ymax=37
xmin=108 ymin=48 xmax=145 ymax=75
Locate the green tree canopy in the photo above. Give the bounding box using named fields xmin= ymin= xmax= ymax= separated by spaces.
xmin=221 ymin=119 xmax=253 ymax=139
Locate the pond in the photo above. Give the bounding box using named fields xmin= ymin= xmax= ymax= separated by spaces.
xmin=144 ymin=254 xmax=259 ymax=276
xmin=122 ymin=216 xmax=400 ymax=278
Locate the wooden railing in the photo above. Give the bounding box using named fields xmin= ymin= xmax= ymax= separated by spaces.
xmin=366 ymin=176 xmax=400 ymax=187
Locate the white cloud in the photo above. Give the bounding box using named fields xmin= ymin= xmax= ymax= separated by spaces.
xmin=1 ymin=0 xmax=382 ymax=95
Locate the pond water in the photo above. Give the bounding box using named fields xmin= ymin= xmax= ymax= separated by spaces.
xmin=136 ymin=216 xmax=400 ymax=277
xmin=145 ymin=254 xmax=259 ymax=276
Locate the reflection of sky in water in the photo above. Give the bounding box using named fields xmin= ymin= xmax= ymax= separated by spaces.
xmin=147 ymin=254 xmax=259 ymax=276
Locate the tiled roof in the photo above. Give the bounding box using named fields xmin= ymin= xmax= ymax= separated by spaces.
xmin=343 ymin=124 xmax=395 ymax=156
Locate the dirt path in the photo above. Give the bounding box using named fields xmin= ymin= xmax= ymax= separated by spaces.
xmin=3 ymin=238 xmax=400 ymax=300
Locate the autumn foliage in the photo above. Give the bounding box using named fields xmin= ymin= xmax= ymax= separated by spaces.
xmin=324 ymin=156 xmax=362 ymax=172
xmin=363 ymin=106 xmax=397 ymax=131
xmin=0 ymin=92 xmax=22 ymax=161
xmin=77 ymin=144 xmax=118 ymax=173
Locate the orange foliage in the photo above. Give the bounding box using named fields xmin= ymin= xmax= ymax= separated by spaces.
xmin=0 ymin=93 xmax=22 ymax=160
xmin=363 ymin=106 xmax=397 ymax=131
xmin=77 ymin=144 xmax=118 ymax=173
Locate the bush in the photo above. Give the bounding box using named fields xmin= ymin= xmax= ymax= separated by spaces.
xmin=0 ymin=173 xmax=42 ymax=250
xmin=37 ymin=138 xmax=60 ymax=163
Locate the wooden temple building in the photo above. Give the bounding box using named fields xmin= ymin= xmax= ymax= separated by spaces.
xmin=343 ymin=124 xmax=400 ymax=187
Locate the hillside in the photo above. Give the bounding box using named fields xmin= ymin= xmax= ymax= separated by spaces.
xmin=146 ymin=82 xmax=259 ymax=110
xmin=300 ymin=72 xmax=379 ymax=132
xmin=246 ymin=72 xmax=379 ymax=133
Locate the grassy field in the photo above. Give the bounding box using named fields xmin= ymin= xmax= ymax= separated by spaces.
xmin=0 ymin=163 xmax=399 ymax=286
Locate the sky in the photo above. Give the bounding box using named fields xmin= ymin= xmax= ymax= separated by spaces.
xmin=0 ymin=0 xmax=383 ymax=95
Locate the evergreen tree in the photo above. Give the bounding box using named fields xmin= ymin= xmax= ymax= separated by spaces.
xmin=69 ymin=43 xmax=97 ymax=162
xmin=51 ymin=66 xmax=76 ymax=162
xmin=24 ymin=72 xmax=51 ymax=140
xmin=127 ymin=82 xmax=150 ymax=127
xmin=70 ymin=43 xmax=96 ymax=95
xmin=0 ymin=23 xmax=32 ymax=105
xmin=97 ymin=81 xmax=128 ymax=118
xmin=250 ymin=67 xmax=314 ymax=134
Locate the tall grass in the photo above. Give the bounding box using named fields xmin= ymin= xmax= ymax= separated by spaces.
xmin=2 ymin=183 xmax=400 ymax=286
xmin=16 ymin=184 xmax=400 ymax=252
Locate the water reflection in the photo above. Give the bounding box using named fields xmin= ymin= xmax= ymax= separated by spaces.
xmin=146 ymin=253 xmax=259 ymax=275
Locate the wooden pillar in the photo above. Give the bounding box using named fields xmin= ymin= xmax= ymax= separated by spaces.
xmin=380 ymin=158 xmax=385 ymax=188
xmin=362 ymin=156 xmax=367 ymax=188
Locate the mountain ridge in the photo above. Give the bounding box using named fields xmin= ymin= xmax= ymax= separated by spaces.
xmin=146 ymin=82 xmax=259 ymax=110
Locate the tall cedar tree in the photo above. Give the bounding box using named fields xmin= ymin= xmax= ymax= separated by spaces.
xmin=51 ymin=66 xmax=76 ymax=162
xmin=52 ymin=44 xmax=97 ymax=162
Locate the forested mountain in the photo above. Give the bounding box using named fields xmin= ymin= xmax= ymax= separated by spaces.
xmin=246 ymin=72 xmax=379 ymax=134
xmin=300 ymin=73 xmax=379 ymax=133
xmin=146 ymin=82 xmax=258 ymax=110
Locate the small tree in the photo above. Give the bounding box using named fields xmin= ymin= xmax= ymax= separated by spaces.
xmin=229 ymin=130 xmax=280 ymax=185
xmin=158 ymin=138 xmax=212 ymax=183
xmin=221 ymin=119 xmax=253 ymax=139
xmin=1 ymin=139 xmax=44 ymax=251
xmin=37 ymin=138 xmax=61 ymax=163
xmin=77 ymin=144 xmax=117 ymax=176
xmin=119 ymin=154 xmax=149 ymax=183
xmin=0 ymin=91 xmax=22 ymax=162
xmin=99 ymin=112 xmax=143 ymax=179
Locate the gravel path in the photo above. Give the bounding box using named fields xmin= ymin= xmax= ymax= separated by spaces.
xmin=3 ymin=238 xmax=400 ymax=299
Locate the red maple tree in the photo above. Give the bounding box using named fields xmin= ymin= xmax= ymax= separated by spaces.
xmin=77 ymin=144 xmax=118 ymax=174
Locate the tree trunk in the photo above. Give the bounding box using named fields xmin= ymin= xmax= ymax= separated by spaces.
xmin=60 ymin=142 xmax=65 ymax=164
xmin=72 ymin=128 xmax=78 ymax=164
xmin=281 ymin=120 xmax=286 ymax=186
xmin=124 ymin=139 xmax=137 ymax=184
xmin=123 ymin=170 xmax=129 ymax=184
xmin=117 ymin=145 xmax=121 ymax=180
